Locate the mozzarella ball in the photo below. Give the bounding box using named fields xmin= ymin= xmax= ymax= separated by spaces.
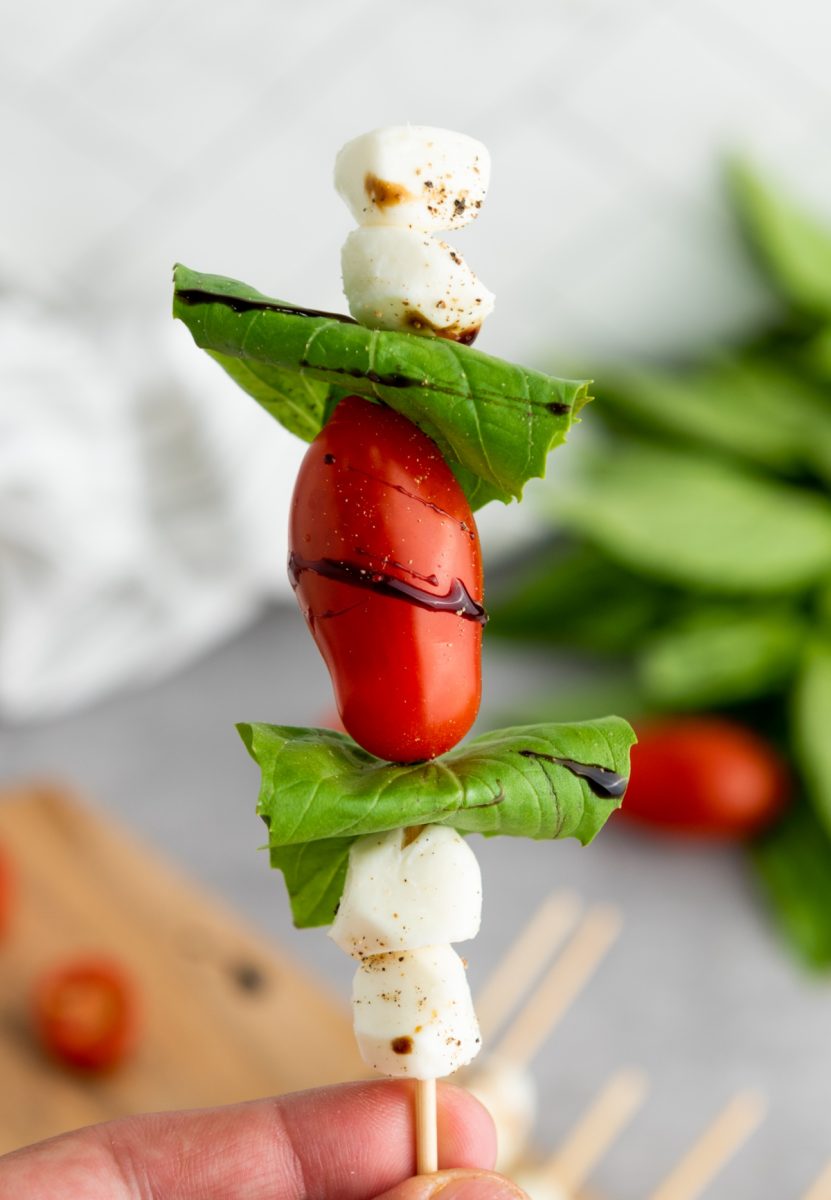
xmin=352 ymin=945 xmax=481 ymax=1079
xmin=466 ymin=1056 xmax=538 ymax=1172
xmin=329 ymin=826 xmax=482 ymax=958
xmin=341 ymin=227 xmax=494 ymax=342
xmin=335 ymin=125 xmax=490 ymax=232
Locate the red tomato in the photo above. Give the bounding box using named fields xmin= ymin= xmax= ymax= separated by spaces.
xmin=622 ymin=717 xmax=789 ymax=838
xmin=0 ymin=846 xmax=11 ymax=939
xmin=289 ymin=395 xmax=484 ymax=763
xmin=33 ymin=959 xmax=138 ymax=1072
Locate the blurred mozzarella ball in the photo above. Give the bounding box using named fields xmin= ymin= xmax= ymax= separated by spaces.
xmin=510 ymin=1170 xmax=571 ymax=1200
xmin=329 ymin=825 xmax=482 ymax=958
xmin=335 ymin=125 xmax=490 ymax=232
xmin=466 ymin=1055 xmax=538 ymax=1172
xmin=352 ymin=945 xmax=481 ymax=1079
xmin=341 ymin=227 xmax=494 ymax=341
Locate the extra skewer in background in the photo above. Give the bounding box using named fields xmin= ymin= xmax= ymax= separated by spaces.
xmin=490 ymin=903 xmax=622 ymax=1070
xmin=467 ymin=894 xmax=769 ymax=1199
xmin=803 ymin=1157 xmax=831 ymax=1200
xmin=544 ymin=1068 xmax=649 ymax=1195
xmin=475 ymin=891 xmax=583 ymax=1044
xmin=647 ymin=1091 xmax=767 ymax=1200
xmin=464 ymin=893 xmax=622 ymax=1177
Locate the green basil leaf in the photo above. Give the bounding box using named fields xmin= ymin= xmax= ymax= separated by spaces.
xmin=269 ymin=838 xmax=353 ymax=929
xmin=751 ymin=800 xmax=831 ymax=969
xmin=639 ymin=606 xmax=805 ymax=708
xmin=791 ymin=639 xmax=831 ymax=835
xmin=239 ymin=718 xmax=635 ymax=927
xmin=172 ymin=265 xmax=590 ymax=509
xmin=558 ymin=442 xmax=831 ymax=595
xmin=207 ymin=351 xmax=329 ymax=442
xmin=728 ymin=160 xmax=831 ymax=320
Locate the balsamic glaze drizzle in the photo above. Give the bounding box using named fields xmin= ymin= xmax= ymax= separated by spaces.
xmin=288 ymin=552 xmax=488 ymax=625
xmin=517 ymin=750 xmax=628 ymax=799
xmin=176 ymin=288 xmax=358 ymax=324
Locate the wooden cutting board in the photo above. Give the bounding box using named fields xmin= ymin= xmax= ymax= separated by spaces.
xmin=0 ymin=783 xmax=363 ymax=1154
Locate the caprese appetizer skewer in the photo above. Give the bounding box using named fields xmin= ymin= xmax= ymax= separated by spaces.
xmin=173 ymin=123 xmax=635 ymax=1179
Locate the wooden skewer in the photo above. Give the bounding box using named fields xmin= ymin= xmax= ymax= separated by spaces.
xmin=544 ymin=1068 xmax=649 ymax=1193
xmin=415 ymin=1078 xmax=438 ymax=1174
xmin=476 ymin=891 xmax=583 ymax=1043
xmin=803 ymin=1159 xmax=831 ymax=1200
xmin=647 ymin=1091 xmax=767 ymax=1200
xmin=490 ymin=905 xmax=622 ymax=1069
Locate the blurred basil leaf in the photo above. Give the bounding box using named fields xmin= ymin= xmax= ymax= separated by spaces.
xmin=729 ymin=160 xmax=831 ymax=320
xmin=173 ymin=265 xmax=590 ymax=510
xmin=558 ymin=442 xmax=831 ymax=595
xmin=791 ymin=639 xmax=831 ymax=835
xmin=639 ymin=607 xmax=805 ymax=708
xmin=598 ymin=356 xmax=830 ymax=479
xmin=752 ymin=799 xmax=831 ymax=969
xmin=490 ymin=542 xmax=680 ymax=654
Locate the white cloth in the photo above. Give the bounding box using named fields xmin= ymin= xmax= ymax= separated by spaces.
xmin=0 ymin=297 xmax=306 ymax=721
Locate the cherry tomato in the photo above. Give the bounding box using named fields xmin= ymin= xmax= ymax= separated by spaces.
xmin=289 ymin=395 xmax=484 ymax=763
xmin=33 ymin=958 xmax=138 ymax=1072
xmin=0 ymin=844 xmax=11 ymax=939
xmin=621 ymin=717 xmax=789 ymax=838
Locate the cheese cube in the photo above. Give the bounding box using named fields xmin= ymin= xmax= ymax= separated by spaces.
xmin=335 ymin=125 xmax=490 ymax=232
xmin=352 ymin=945 xmax=481 ymax=1079
xmin=329 ymin=825 xmax=482 ymax=958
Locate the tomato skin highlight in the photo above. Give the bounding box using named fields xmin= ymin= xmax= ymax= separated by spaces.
xmin=33 ymin=959 xmax=138 ymax=1072
xmin=289 ymin=395 xmax=484 ymax=763
xmin=621 ymin=717 xmax=789 ymax=839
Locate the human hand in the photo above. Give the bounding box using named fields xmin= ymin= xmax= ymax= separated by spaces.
xmin=0 ymin=1079 xmax=527 ymax=1199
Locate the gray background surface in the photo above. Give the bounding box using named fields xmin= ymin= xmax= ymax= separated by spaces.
xmin=2 ymin=605 xmax=828 ymax=1199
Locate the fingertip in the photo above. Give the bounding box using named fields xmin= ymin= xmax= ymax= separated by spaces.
xmin=437 ymin=1082 xmax=497 ymax=1172
xmin=372 ymin=1168 xmax=526 ymax=1199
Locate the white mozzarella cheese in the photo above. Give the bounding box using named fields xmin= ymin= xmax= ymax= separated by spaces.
xmin=341 ymin=227 xmax=494 ymax=342
xmin=329 ymin=825 xmax=482 ymax=958
xmin=335 ymin=125 xmax=490 ymax=232
xmin=466 ymin=1056 xmax=538 ymax=1172
xmin=352 ymin=944 xmax=481 ymax=1079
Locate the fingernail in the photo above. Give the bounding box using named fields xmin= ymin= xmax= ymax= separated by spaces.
xmin=431 ymin=1174 xmax=527 ymax=1199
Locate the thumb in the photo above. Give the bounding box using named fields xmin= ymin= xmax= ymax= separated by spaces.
xmin=372 ymin=1168 xmax=528 ymax=1199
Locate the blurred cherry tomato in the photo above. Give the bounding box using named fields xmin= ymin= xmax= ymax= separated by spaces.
xmin=33 ymin=959 xmax=138 ymax=1072
xmin=290 ymin=395 xmax=484 ymax=763
xmin=0 ymin=845 xmax=11 ymax=938
xmin=621 ymin=717 xmax=789 ymax=838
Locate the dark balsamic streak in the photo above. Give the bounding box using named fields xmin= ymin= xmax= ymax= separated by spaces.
xmin=517 ymin=750 xmax=628 ymax=799
xmin=289 ymin=552 xmax=488 ymax=625
xmin=176 ymin=288 xmax=358 ymax=324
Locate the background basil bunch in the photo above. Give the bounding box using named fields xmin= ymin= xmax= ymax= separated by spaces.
xmin=490 ymin=162 xmax=831 ymax=968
